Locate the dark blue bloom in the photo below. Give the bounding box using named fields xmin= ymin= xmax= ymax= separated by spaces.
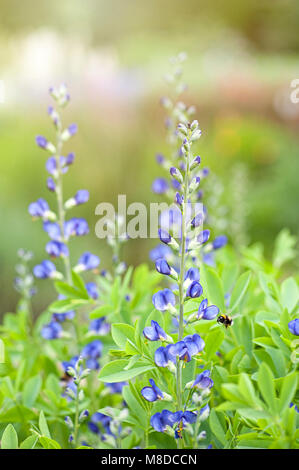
xmin=62 ymin=356 xmax=79 ymax=374
xmin=86 ymin=282 xmax=99 ymax=299
xmin=150 ymin=410 xmax=180 ymax=433
xmin=197 ymin=230 xmax=210 ymax=245
xmin=36 ymin=135 xmax=48 ymax=148
xmin=46 ymin=156 xmax=68 ymax=175
xmin=143 ymin=320 xmax=167 ymax=341
xmin=174 ymin=411 xmax=197 ymax=438
xmin=52 ymin=310 xmax=75 ymax=322
xmin=289 ymin=402 xmax=299 ymax=413
xmin=191 ymin=213 xmax=203 ymax=228
xmin=197 ymin=298 xmax=219 ymax=320
xmin=149 ymin=244 xmax=172 ymax=262
xmin=152 ymin=289 xmax=176 ymax=311
xmin=33 ymin=260 xmax=58 ymax=279
xmin=288 ymin=319 xmax=299 ymax=336
xmin=64 ymin=218 xmax=89 ymax=238
xmin=175 ymin=192 xmax=184 ymax=206
xmin=81 ymin=340 xmax=102 ymax=370
xmin=154 ymin=345 xmax=176 ymax=367
xmin=74 ymin=189 xmax=89 ymax=205
xmin=186 ymin=281 xmax=203 ymax=298
xmin=47 ymin=177 xmax=56 ymax=192
xmin=43 ymin=221 xmax=61 ymax=240
xmin=88 ymin=412 xmax=112 ymax=436
xmin=185 ymin=268 xmax=200 ymax=282
xmin=193 ymin=370 xmax=214 ymax=389
xmin=152 ymin=178 xmax=169 ymax=194
xmin=155 ymin=258 xmax=171 ymax=275
xmin=168 ymin=334 xmax=205 ymax=363
xmin=89 ymin=317 xmax=110 ymax=335
xmin=41 ymin=321 xmax=62 ymax=339
xmin=212 ymin=235 xmax=227 ymax=250
xmin=66 ymin=152 xmax=75 ymax=165
xmin=28 ymin=198 xmax=50 ymax=218
xmin=158 ymin=228 xmax=171 ymax=245
xmin=46 ymin=240 xmax=69 ymax=258
xmin=141 ymin=379 xmax=164 ymax=402
xmin=105 ymin=382 xmax=127 ymax=394
xmin=76 ymin=252 xmax=100 ymax=271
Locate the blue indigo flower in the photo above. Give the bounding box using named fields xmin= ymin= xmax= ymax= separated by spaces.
xmin=155 ymin=345 xmax=176 ymax=367
xmin=191 ymin=213 xmax=203 ymax=228
xmin=81 ymin=340 xmax=102 ymax=370
xmin=141 ymin=379 xmax=164 ymax=402
xmin=212 ymin=235 xmax=227 ymax=250
xmin=33 ymin=260 xmax=60 ymax=279
xmin=150 ymin=410 xmax=179 ymax=433
xmin=152 ymin=289 xmax=176 ymax=312
xmin=75 ymin=252 xmax=100 ymax=272
xmin=46 ymin=240 xmax=69 ymax=258
xmin=149 ymin=244 xmax=172 ymax=262
xmin=66 ymin=152 xmax=75 ymax=165
xmin=86 ymin=282 xmax=99 ymax=299
xmin=52 ymin=310 xmax=75 ymax=322
xmin=175 ymin=192 xmax=184 ymax=206
xmin=64 ymin=218 xmax=89 ymax=238
xmin=105 ymin=382 xmax=127 ymax=394
xmin=89 ymin=317 xmax=110 ymax=335
xmin=288 ymin=319 xmax=299 ymax=336
xmin=185 ymin=267 xmax=200 ymax=282
xmin=197 ymin=229 xmax=210 ymax=245
xmin=170 ymin=167 xmax=183 ymax=183
xmin=170 ymin=334 xmax=205 ymax=363
xmin=289 ymin=402 xmax=299 ymax=413
xmin=155 ymin=258 xmax=171 ymax=275
xmin=156 ymin=153 xmax=165 ymax=165
xmin=47 ymin=177 xmax=56 ymax=192
xmin=199 ymin=404 xmax=210 ymax=420
xmin=62 ymin=356 xmax=79 ymax=375
xmin=88 ymin=412 xmax=112 ymax=436
xmin=143 ymin=320 xmax=167 ymax=341
xmin=74 ymin=189 xmax=89 ymax=205
xmin=41 ymin=321 xmax=62 ymax=339
xmin=186 ymin=281 xmax=203 ymax=298
xmin=174 ymin=411 xmax=197 ymax=438
xmin=36 ymin=135 xmax=55 ymax=152
xmin=197 ymin=298 xmax=219 ymax=320
xmin=46 ymin=156 xmax=69 ymax=176
xmin=193 ymin=370 xmax=214 ymax=389
xmin=152 ymin=178 xmax=169 ymax=194
xmin=158 ymin=228 xmax=171 ymax=245
xmin=43 ymin=221 xmax=61 ymax=240
xmin=61 ymin=123 xmax=78 ymax=141
xmin=28 ymin=198 xmax=51 ymax=219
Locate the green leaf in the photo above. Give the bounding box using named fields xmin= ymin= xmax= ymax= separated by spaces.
xmin=273 ymin=229 xmax=297 ymax=269
xmin=90 ymin=305 xmax=113 ymax=319
xmin=49 ymin=298 xmax=90 ymax=313
xmin=71 ymin=270 xmax=89 ymax=298
xmin=202 ymin=266 xmax=225 ymax=311
xmin=209 ymin=409 xmax=227 ymax=446
xmin=257 ymin=362 xmax=276 ymax=414
xmin=111 ymin=323 xmax=136 ymax=350
xmin=1 ymin=424 xmax=18 ymax=449
xmin=229 ymin=271 xmax=251 ymax=313
xmin=20 ymin=435 xmax=38 ymax=449
xmin=279 ymin=372 xmax=298 ymax=414
xmin=204 ymin=329 xmax=225 ymax=361
xmin=280 ymin=277 xmax=299 ymax=313
xmin=22 ymin=375 xmax=42 ymax=408
xmin=98 ymin=360 xmax=154 ymax=383
xmin=39 ymin=436 xmax=61 ymax=449
xmin=0 ymin=339 xmax=4 ymax=362
xmin=238 ymin=373 xmax=259 ymax=408
xmin=39 ymin=410 xmax=51 ymax=439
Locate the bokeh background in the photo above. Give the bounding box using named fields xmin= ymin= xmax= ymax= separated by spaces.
xmin=0 ymin=0 xmax=299 ymax=314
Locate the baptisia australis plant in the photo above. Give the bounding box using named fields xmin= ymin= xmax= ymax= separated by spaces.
xmin=30 ymin=84 xmax=106 ymax=446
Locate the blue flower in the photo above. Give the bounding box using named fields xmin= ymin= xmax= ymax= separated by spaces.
xmin=46 ymin=240 xmax=69 ymax=258
xmin=89 ymin=317 xmax=110 ymax=335
xmin=158 ymin=228 xmax=171 ymax=245
xmin=86 ymin=282 xmax=99 ymax=299
xmin=62 ymin=356 xmax=79 ymax=374
xmin=149 ymin=244 xmax=172 ymax=262
xmin=143 ymin=320 xmax=167 ymax=341
xmin=154 ymin=345 xmax=176 ymax=367
xmin=36 ymin=135 xmax=55 ymax=152
xmin=288 ymin=319 xmax=299 ymax=336
xmin=46 ymin=156 xmax=69 ymax=176
xmin=289 ymin=402 xmax=299 ymax=413
xmin=141 ymin=379 xmax=164 ymax=402
xmin=150 ymin=410 xmax=180 ymax=433
xmin=41 ymin=321 xmax=62 ymax=339
xmin=152 ymin=178 xmax=169 ymax=194
xmin=212 ymin=235 xmax=227 ymax=250
xmin=76 ymin=252 xmax=100 ymax=272
xmin=88 ymin=412 xmax=112 ymax=436
xmin=155 ymin=258 xmax=172 ymax=275
xmin=193 ymin=370 xmax=214 ymax=389
xmin=43 ymin=221 xmax=61 ymax=240
xmin=74 ymin=189 xmax=89 ymax=205
xmin=47 ymin=177 xmax=56 ymax=192
xmin=191 ymin=213 xmax=203 ymax=228
xmin=156 ymin=153 xmax=165 ymax=165
xmin=81 ymin=340 xmax=102 ymax=369
xmin=186 ymin=281 xmax=203 ymax=298
xmin=185 ymin=267 xmax=200 ymax=282
xmin=28 ymin=198 xmax=50 ymax=218
xmin=174 ymin=411 xmax=197 ymax=438
xmin=52 ymin=310 xmax=75 ymax=322
xmin=64 ymin=218 xmax=89 ymax=238
xmin=197 ymin=230 xmax=210 ymax=245
xmin=197 ymin=298 xmax=219 ymax=320
xmin=168 ymin=334 xmax=205 ymax=363
xmin=105 ymin=382 xmax=127 ymax=394
xmin=152 ymin=289 xmax=176 ymax=311
xmin=33 ymin=260 xmax=58 ymax=279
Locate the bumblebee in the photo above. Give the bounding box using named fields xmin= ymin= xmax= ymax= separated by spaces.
xmin=217 ymin=314 xmax=233 ymax=328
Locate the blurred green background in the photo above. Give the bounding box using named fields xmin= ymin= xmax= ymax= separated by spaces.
xmin=0 ymin=0 xmax=299 ymax=314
